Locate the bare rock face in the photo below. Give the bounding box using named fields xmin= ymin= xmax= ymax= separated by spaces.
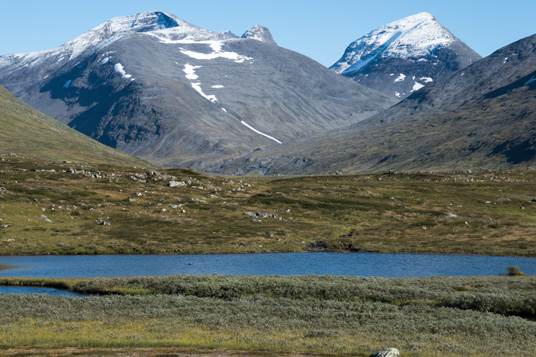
xmin=369 ymin=347 xmax=400 ymax=357
xmin=241 ymin=25 xmax=276 ymax=45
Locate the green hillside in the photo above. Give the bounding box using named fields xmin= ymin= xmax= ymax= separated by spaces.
xmin=0 ymin=85 xmax=149 ymax=167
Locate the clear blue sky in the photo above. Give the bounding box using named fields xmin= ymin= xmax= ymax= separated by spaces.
xmin=1 ymin=0 xmax=534 ymax=66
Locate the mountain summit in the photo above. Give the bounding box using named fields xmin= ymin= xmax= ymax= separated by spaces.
xmin=330 ymin=12 xmax=481 ymax=99
xmin=0 ymin=11 xmax=394 ymax=169
xmin=241 ymin=25 xmax=276 ymax=45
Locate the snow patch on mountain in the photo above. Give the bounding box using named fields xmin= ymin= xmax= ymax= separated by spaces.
xmin=394 ymin=74 xmax=406 ymax=83
xmin=179 ymin=42 xmax=253 ymax=63
xmin=183 ymin=63 xmax=218 ymax=103
xmin=191 ymin=82 xmax=218 ymax=103
xmin=240 ymin=121 xmax=282 ymax=144
xmin=183 ymin=64 xmax=200 ymax=80
xmin=411 ymin=82 xmax=424 ymax=91
xmin=114 ymin=63 xmax=133 ymax=79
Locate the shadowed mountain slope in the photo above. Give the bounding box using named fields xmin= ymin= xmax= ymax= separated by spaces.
xmin=0 ymin=84 xmax=148 ymax=166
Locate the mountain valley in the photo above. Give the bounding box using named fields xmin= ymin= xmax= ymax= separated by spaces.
xmin=212 ymin=34 xmax=536 ymax=175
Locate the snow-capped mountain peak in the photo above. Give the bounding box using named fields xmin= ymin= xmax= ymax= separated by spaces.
xmin=241 ymin=25 xmax=276 ymax=45
xmin=331 ymin=12 xmax=459 ymax=75
xmin=0 ymin=11 xmax=235 ymax=71
xmin=330 ymin=12 xmax=481 ymax=99
xmin=63 ymin=11 xmax=183 ymax=60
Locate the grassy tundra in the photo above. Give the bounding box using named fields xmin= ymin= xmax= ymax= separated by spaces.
xmin=0 ymin=274 xmax=535 ymax=356
xmin=1 ymin=155 xmax=536 ymax=256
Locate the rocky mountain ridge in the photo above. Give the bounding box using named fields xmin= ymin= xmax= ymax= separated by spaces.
xmin=0 ymin=11 xmax=395 ymax=169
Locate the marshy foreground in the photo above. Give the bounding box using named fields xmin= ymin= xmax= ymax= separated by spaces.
xmin=0 ymin=274 xmax=535 ymax=356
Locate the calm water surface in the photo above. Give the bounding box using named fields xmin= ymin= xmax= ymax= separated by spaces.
xmin=0 ymin=285 xmax=86 ymax=297
xmin=0 ymin=252 xmax=535 ymax=278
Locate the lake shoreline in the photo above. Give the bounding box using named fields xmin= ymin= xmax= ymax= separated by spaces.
xmin=0 ymin=249 xmax=533 ymax=258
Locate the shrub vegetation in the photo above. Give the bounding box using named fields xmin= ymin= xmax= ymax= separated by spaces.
xmin=0 ymin=274 xmax=535 ymax=356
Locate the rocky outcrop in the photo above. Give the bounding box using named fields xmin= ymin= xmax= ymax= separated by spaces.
xmin=370 ymin=347 xmax=400 ymax=357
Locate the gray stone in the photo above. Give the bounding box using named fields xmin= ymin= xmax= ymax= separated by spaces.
xmin=245 ymin=211 xmax=277 ymax=218
xmin=168 ymin=180 xmax=186 ymax=188
xmin=369 ymin=347 xmax=400 ymax=357
xmin=40 ymin=214 xmax=52 ymax=223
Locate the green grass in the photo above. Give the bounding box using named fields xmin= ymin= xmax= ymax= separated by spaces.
xmin=1 ymin=274 xmax=535 ymax=356
xmin=0 ymin=84 xmax=148 ymax=167
xmin=1 ymin=156 xmax=536 ymax=256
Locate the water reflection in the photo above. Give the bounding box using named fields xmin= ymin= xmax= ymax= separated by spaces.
xmin=0 ymin=285 xmax=86 ymax=297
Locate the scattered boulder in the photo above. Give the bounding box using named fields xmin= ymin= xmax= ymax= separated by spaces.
xmin=168 ymin=180 xmax=187 ymax=188
xmin=40 ymin=214 xmax=52 ymax=223
xmin=370 ymin=348 xmax=400 ymax=357
xmin=307 ymin=242 xmax=327 ymax=250
xmin=95 ymin=219 xmax=110 ymax=226
xmin=245 ymin=211 xmax=277 ymax=218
